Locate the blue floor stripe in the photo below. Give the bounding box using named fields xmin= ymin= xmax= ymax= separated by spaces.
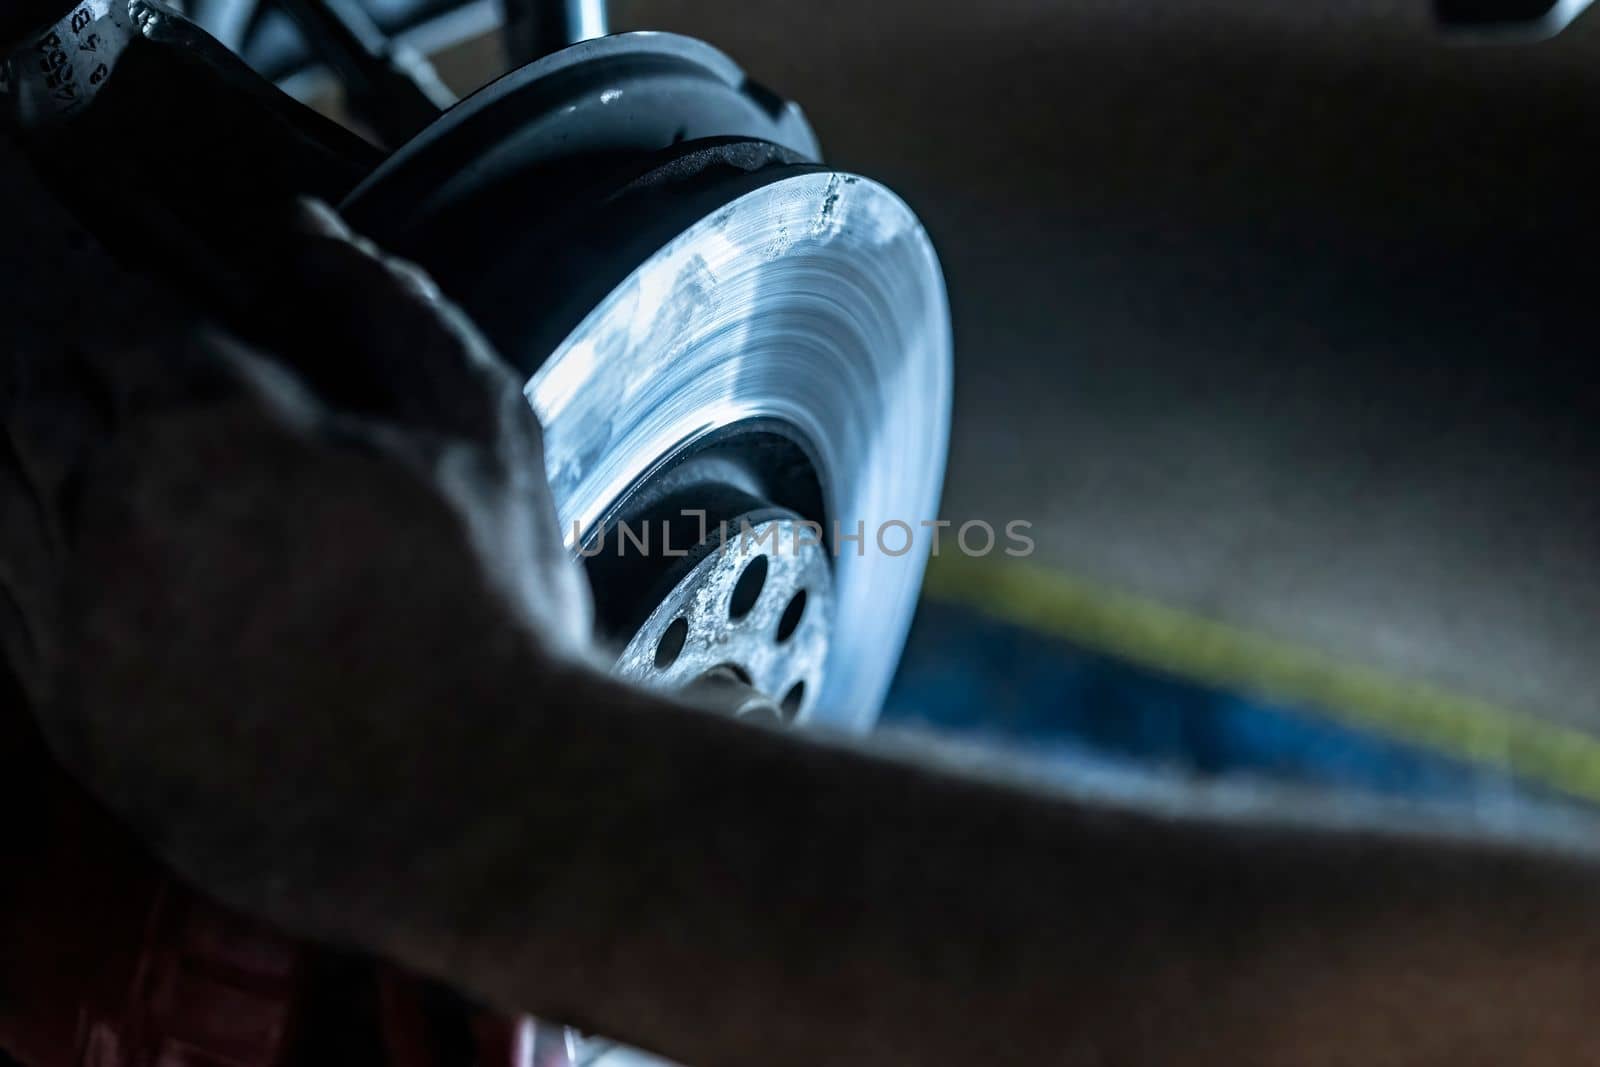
xmin=883 ymin=599 xmax=1554 ymax=806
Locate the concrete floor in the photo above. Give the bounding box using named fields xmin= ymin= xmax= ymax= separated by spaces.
xmin=596 ymin=0 xmax=1600 ymax=739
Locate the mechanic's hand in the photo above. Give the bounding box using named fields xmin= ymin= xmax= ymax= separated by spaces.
xmin=14 ymin=196 xmax=596 ymax=950
xmin=268 ymin=198 xmax=595 ymax=647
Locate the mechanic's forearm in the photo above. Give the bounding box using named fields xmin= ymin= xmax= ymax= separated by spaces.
xmin=45 ymin=329 xmax=1600 ymax=1065
xmin=378 ymin=669 xmax=1600 ymax=1067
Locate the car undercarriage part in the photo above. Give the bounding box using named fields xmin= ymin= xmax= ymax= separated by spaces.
xmin=501 ymin=0 xmax=606 ymax=68
xmin=271 ymin=0 xmax=455 ymax=143
xmin=341 ymin=30 xmax=952 ymax=728
xmin=192 ymin=0 xmax=1600 ymax=115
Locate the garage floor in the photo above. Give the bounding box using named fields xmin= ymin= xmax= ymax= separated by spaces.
xmin=600 ymin=0 xmax=1600 ymax=804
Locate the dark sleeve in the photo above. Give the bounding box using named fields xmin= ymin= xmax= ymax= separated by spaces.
xmin=0 ymin=135 xmax=184 ymax=713
xmin=1 ymin=2 xmax=69 ymax=54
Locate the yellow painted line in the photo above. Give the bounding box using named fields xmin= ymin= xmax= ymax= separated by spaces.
xmin=923 ymin=555 xmax=1600 ymax=805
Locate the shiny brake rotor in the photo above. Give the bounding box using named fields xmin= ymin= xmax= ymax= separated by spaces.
xmin=535 ymin=169 xmax=949 ymax=723
xmin=344 ymin=32 xmax=950 ymax=728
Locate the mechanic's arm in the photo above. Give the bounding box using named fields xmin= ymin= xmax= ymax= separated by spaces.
xmin=374 ymin=680 xmax=1600 ymax=1067
xmin=13 ymin=215 xmax=1596 ymax=1067
xmin=71 ymin=536 xmax=1600 ymax=1067
xmin=7 ymin=7 xmax=1595 ymax=1065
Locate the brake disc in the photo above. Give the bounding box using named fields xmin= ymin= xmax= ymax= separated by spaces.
xmin=343 ymin=31 xmax=950 ymax=727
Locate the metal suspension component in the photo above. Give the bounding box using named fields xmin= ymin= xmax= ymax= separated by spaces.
xmin=501 ymin=0 xmax=608 ymax=67
xmin=271 ymin=0 xmax=453 ymax=144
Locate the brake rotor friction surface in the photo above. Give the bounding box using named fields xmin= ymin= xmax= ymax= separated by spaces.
xmin=530 ymin=171 xmax=951 ymax=728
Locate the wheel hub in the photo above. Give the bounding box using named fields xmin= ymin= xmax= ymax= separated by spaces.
xmin=613 ymin=510 xmax=833 ymax=722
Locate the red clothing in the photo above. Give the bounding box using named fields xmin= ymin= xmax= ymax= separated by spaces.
xmin=1 ymin=686 xmax=302 ymax=1067
xmin=1 ymin=689 xmax=529 ymax=1067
